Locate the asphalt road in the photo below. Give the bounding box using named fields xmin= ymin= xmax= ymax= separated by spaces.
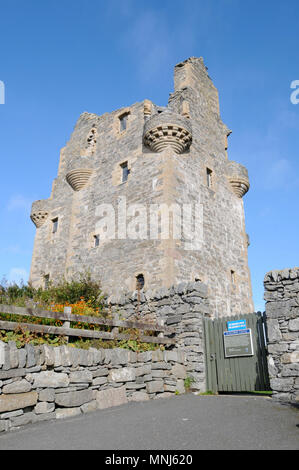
xmin=0 ymin=394 xmax=298 ymax=450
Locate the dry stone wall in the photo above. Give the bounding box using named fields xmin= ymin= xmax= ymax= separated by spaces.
xmin=107 ymin=280 xmax=211 ymax=390
xmin=264 ymin=267 xmax=299 ymax=404
xmin=0 ymin=281 xmax=210 ymax=433
xmin=0 ymin=343 xmax=188 ymax=433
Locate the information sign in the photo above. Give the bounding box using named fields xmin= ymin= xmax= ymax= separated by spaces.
xmin=227 ymin=319 xmax=247 ymax=331
xmin=223 ymin=328 xmax=254 ymax=357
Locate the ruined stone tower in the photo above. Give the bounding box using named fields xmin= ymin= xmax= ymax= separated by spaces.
xmin=29 ymin=57 xmax=254 ymax=317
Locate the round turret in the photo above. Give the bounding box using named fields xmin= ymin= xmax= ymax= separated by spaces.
xmin=226 ymin=161 xmax=250 ymax=198
xmin=65 ymin=156 xmax=93 ymax=192
xmin=30 ymin=199 xmax=50 ymax=228
xmin=66 ymin=168 xmax=93 ymax=191
xmin=143 ymin=110 xmax=192 ymax=154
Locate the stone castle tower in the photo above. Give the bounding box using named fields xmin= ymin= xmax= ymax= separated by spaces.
xmin=29 ymin=57 xmax=254 ymax=317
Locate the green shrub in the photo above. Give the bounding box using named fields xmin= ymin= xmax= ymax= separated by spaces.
xmin=184 ymin=376 xmax=195 ymax=391
xmin=0 ymin=273 xmax=163 ymax=352
xmin=0 ymin=272 xmax=104 ymax=309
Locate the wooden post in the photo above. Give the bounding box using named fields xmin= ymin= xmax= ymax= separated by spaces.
xmin=63 ymin=306 xmax=72 ymax=343
xmin=158 ymin=319 xmax=164 ymax=339
xmin=111 ymin=313 xmax=119 ymax=338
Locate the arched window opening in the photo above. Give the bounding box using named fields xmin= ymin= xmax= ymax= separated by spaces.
xmin=136 ymin=274 xmax=145 ymax=290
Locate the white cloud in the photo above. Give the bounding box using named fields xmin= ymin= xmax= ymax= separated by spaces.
xmin=118 ymin=7 xmax=199 ymax=82
xmin=6 ymin=194 xmax=31 ymax=213
xmin=104 ymin=0 xmax=135 ymax=19
xmin=7 ymin=267 xmax=29 ymax=285
xmin=264 ymin=158 xmax=299 ymax=190
xmin=265 ymin=159 xmax=290 ymax=188
xmin=122 ymin=10 xmax=173 ymax=80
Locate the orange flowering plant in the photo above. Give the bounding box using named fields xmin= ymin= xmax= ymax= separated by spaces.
xmin=50 ymin=298 xmax=99 ymax=317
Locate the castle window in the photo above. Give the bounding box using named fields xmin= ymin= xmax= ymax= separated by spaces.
xmin=206 ymin=168 xmax=213 ymax=188
xmin=87 ymin=128 xmax=96 ymax=144
xmin=94 ymin=234 xmax=100 ymax=247
xmin=52 ymin=217 xmax=58 ymax=234
xmin=136 ymin=274 xmax=145 ymax=290
xmin=119 ymin=113 xmax=129 ymax=132
xmin=86 ymin=127 xmax=97 ymax=155
xmin=230 ymin=270 xmax=236 ymax=284
xmin=44 ymin=274 xmax=50 ymax=289
xmin=121 ymin=161 xmax=130 ymax=183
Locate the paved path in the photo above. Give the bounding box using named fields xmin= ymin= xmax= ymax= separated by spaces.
xmin=0 ymin=394 xmax=298 ymax=450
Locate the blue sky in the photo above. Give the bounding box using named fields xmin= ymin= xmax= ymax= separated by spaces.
xmin=0 ymin=0 xmax=298 ymax=311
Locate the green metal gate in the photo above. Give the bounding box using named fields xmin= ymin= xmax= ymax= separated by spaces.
xmin=203 ymin=313 xmax=270 ymax=393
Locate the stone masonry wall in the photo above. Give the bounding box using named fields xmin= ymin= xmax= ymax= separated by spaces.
xmin=0 ymin=281 xmax=210 ymax=433
xmin=264 ymin=267 xmax=299 ymax=404
xmin=0 ymin=343 xmax=188 ymax=434
xmin=107 ymin=280 xmax=211 ymax=390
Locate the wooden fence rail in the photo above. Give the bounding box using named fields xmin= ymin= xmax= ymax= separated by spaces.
xmin=0 ymin=304 xmax=176 ymax=345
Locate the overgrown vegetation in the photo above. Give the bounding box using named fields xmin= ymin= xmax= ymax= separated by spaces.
xmin=184 ymin=376 xmax=195 ymax=392
xmin=0 ymin=272 xmax=104 ymax=309
xmin=0 ymin=273 xmax=163 ymax=352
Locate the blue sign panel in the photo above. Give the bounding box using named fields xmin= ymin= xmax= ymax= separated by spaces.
xmin=224 ymin=328 xmax=250 ymax=336
xmin=227 ymin=319 xmax=247 ymax=331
